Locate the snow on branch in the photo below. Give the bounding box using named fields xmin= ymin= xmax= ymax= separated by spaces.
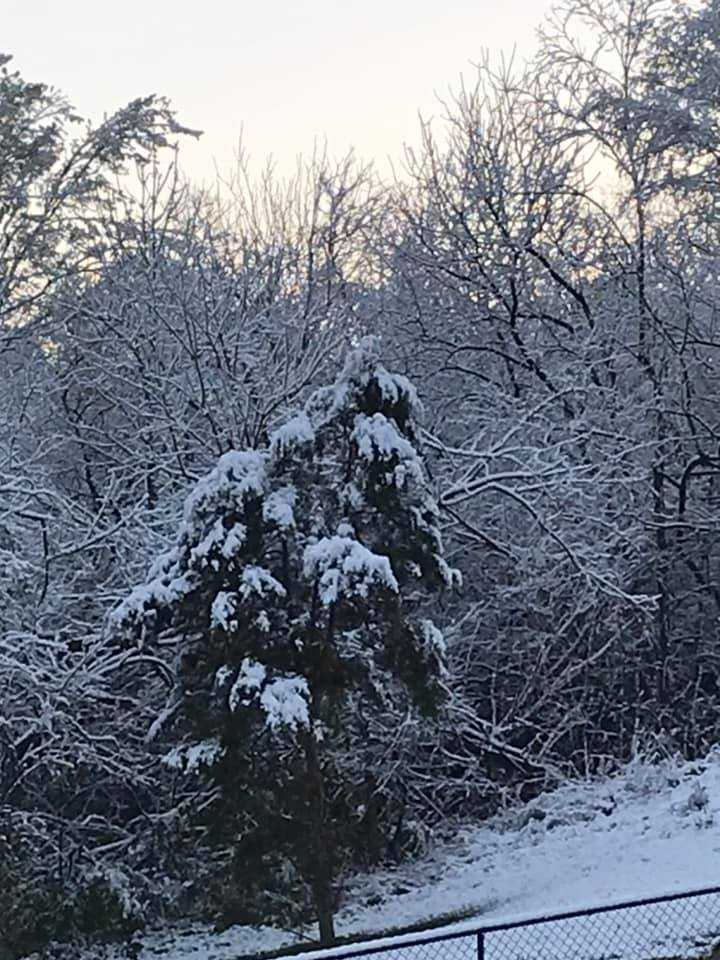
xmin=303 ymin=534 xmax=399 ymax=605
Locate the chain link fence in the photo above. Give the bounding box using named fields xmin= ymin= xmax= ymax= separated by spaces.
xmin=301 ymin=886 xmax=720 ymax=960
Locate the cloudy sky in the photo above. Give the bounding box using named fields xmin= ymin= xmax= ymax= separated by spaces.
xmin=5 ymin=0 xmax=556 ymax=182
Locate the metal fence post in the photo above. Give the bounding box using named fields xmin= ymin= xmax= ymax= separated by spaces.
xmin=477 ymin=930 xmax=485 ymax=960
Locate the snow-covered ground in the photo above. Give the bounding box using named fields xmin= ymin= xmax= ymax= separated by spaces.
xmin=130 ymin=750 xmax=720 ymax=960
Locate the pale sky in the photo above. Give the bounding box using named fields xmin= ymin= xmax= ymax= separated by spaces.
xmin=5 ymin=0 xmax=556 ymax=183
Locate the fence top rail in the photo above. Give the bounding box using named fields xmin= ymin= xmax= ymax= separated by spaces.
xmin=292 ymin=884 xmax=720 ymax=960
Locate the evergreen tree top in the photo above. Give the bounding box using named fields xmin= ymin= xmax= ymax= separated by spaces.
xmin=110 ymin=337 xmax=459 ymax=747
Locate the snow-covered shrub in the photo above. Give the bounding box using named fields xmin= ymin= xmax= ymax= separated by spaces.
xmin=68 ymin=869 xmax=145 ymax=940
xmin=0 ymin=825 xmax=146 ymax=960
xmin=623 ymin=751 xmax=684 ymax=797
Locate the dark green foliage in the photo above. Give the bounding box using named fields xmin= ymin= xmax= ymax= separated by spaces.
xmin=0 ymin=846 xmax=142 ymax=960
xmin=113 ymin=338 xmax=459 ymax=941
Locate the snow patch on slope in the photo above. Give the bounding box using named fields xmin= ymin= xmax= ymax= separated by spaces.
xmin=76 ymin=749 xmax=720 ymax=960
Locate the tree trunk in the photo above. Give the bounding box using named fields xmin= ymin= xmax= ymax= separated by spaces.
xmin=314 ymin=882 xmax=337 ymax=945
xmin=303 ymin=732 xmax=337 ymax=946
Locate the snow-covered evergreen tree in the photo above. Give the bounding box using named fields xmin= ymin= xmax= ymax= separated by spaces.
xmin=111 ymin=337 xmax=459 ymax=943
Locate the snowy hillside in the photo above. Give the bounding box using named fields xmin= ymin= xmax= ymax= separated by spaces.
xmin=127 ymin=750 xmax=720 ymax=960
